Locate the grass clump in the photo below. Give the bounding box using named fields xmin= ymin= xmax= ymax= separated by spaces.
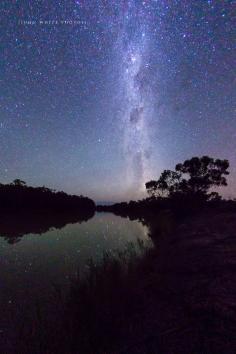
xmin=62 ymin=239 xmax=154 ymax=354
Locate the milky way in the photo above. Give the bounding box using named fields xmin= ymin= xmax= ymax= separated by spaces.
xmin=1 ymin=1 xmax=235 ymax=201
xmin=117 ymin=15 xmax=152 ymax=195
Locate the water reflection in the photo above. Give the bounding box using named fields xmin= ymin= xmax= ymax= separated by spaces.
xmin=0 ymin=212 xmax=149 ymax=308
xmin=0 ymin=213 xmax=149 ymax=345
xmin=0 ymin=213 xmax=150 ymax=351
xmin=0 ymin=210 xmax=95 ymax=244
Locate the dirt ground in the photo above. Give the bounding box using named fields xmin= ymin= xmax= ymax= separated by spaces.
xmin=119 ymin=210 xmax=236 ymax=353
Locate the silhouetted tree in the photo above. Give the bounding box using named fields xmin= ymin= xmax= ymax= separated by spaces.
xmin=146 ymin=156 xmax=229 ymax=200
xmin=146 ymin=170 xmax=181 ymax=197
xmin=12 ymin=179 xmax=26 ymax=187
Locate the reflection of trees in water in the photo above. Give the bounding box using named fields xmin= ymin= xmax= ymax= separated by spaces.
xmin=98 ymin=203 xmax=176 ymax=246
xmin=0 ymin=180 xmax=96 ymax=243
xmin=0 ymin=210 xmax=95 ymax=244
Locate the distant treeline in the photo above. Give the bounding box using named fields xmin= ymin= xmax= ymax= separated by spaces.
xmin=98 ymin=156 xmax=235 ymax=219
xmin=97 ymin=195 xmax=236 ymax=219
xmin=0 ymin=179 xmax=95 ymax=213
xmin=97 ymin=198 xmax=166 ymax=219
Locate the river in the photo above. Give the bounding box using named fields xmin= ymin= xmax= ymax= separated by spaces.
xmin=0 ymin=212 xmax=150 ymax=344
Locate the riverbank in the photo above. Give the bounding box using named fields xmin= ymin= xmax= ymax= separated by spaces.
xmin=4 ymin=208 xmax=236 ymax=353
xmin=52 ymin=209 xmax=236 ymax=353
xmin=140 ymin=209 xmax=236 ymax=353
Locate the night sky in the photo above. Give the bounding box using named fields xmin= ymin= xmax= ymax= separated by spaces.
xmin=1 ymin=1 xmax=235 ymax=202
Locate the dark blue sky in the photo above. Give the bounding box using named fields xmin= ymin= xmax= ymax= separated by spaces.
xmin=1 ymin=0 xmax=235 ymax=201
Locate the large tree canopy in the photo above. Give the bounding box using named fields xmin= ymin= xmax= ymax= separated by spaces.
xmin=146 ymin=156 xmax=229 ymax=199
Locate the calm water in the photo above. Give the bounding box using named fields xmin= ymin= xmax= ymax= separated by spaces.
xmin=0 ymin=212 xmax=149 ymax=336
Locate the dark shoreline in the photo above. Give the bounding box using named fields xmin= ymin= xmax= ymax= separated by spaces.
xmin=61 ymin=207 xmax=236 ymax=354
xmin=6 ymin=206 xmax=234 ymax=354
xmin=1 ymin=196 xmax=236 ymax=353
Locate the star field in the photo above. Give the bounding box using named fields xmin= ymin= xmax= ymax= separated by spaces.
xmin=1 ymin=0 xmax=235 ymax=201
